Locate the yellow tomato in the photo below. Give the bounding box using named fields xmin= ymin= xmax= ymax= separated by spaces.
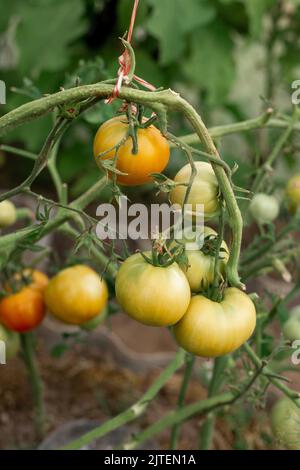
xmin=93 ymin=115 xmax=170 ymax=186
xmin=170 ymin=161 xmax=220 ymax=219
xmin=115 ymin=252 xmax=191 ymax=327
xmin=0 ymin=200 xmax=17 ymax=228
xmin=179 ymin=226 xmax=229 ymax=292
xmin=45 ymin=265 xmax=108 ymax=325
xmin=174 ymin=287 xmax=256 ymax=357
xmin=0 ymin=324 xmax=20 ymax=359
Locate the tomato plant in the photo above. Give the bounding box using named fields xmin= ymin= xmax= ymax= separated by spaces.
xmin=173 ymin=288 xmax=256 ymax=357
xmin=170 ymin=162 xmax=221 ymax=219
xmin=271 ymin=397 xmax=300 ymax=450
xmin=115 ymin=252 xmax=191 ymax=326
xmin=0 ymin=200 xmax=16 ymax=228
xmin=44 ymin=265 xmax=108 ymax=325
xmin=5 ymin=269 xmax=49 ymax=294
xmin=0 ymin=323 xmax=20 ymax=359
xmin=0 ymin=287 xmax=45 ymax=333
xmin=286 ymin=173 xmax=300 ymax=212
xmin=93 ymin=115 xmax=170 ymax=186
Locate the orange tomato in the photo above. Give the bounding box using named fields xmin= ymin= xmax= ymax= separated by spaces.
xmin=0 ymin=287 xmax=46 ymax=333
xmin=5 ymin=269 xmax=49 ymax=294
xmin=93 ymin=115 xmax=170 ymax=186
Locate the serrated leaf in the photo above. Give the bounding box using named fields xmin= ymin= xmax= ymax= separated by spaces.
xmin=147 ymin=0 xmax=215 ymax=65
xmin=16 ymin=0 xmax=87 ymax=76
xmin=184 ymin=23 xmax=235 ymax=104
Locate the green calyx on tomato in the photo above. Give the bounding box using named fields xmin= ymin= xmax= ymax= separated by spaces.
xmin=173 ymin=287 xmax=256 ymax=357
xmin=271 ymin=396 xmax=300 ymax=450
xmin=283 ymin=306 xmax=300 ymax=342
xmin=115 ymin=251 xmax=191 ymax=327
xmin=170 ymin=161 xmax=221 ymax=220
xmin=174 ymin=226 xmax=229 ymax=293
xmin=249 ymin=193 xmax=279 ymax=225
xmin=93 ymin=114 xmax=170 ymax=186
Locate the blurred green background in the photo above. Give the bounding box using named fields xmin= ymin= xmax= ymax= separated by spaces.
xmin=0 ymin=0 xmax=300 ymax=199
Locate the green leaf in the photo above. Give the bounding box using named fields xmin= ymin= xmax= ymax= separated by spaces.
xmin=147 ymin=0 xmax=215 ymax=65
xmin=184 ymin=23 xmax=235 ymax=104
xmin=16 ymin=0 xmax=87 ymax=76
xmin=245 ymin=0 xmax=276 ymax=38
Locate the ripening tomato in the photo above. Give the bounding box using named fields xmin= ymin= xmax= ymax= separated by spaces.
xmin=0 ymin=287 xmax=46 ymax=333
xmin=178 ymin=226 xmax=229 ymax=292
xmin=0 ymin=200 xmax=17 ymax=228
xmin=170 ymin=162 xmax=220 ymax=219
xmin=44 ymin=265 xmax=108 ymax=325
xmin=115 ymin=252 xmax=191 ymax=326
xmin=174 ymin=288 xmax=256 ymax=357
xmin=0 ymin=324 xmax=20 ymax=359
xmin=283 ymin=306 xmax=300 ymax=342
xmin=249 ymin=193 xmax=279 ymax=224
xmin=93 ymin=115 xmax=170 ymax=186
xmin=271 ymin=396 xmax=300 ymax=450
xmin=286 ymin=173 xmax=300 ymax=211
xmin=5 ymin=269 xmax=49 ymax=294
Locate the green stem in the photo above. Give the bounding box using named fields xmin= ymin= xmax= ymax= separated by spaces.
xmin=20 ymin=332 xmax=46 ymax=440
xmin=62 ymin=349 xmax=186 ymax=450
xmin=170 ymin=353 xmax=195 ymax=449
xmin=199 ymin=356 xmax=228 ymax=450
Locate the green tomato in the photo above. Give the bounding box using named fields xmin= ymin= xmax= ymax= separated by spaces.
xmin=115 ymin=252 xmax=191 ymax=326
xmin=271 ymin=396 xmax=300 ymax=450
xmin=0 ymin=323 xmax=20 ymax=360
xmin=177 ymin=226 xmax=229 ymax=293
xmin=0 ymin=200 xmax=17 ymax=228
xmin=249 ymin=193 xmax=279 ymax=224
xmin=283 ymin=306 xmax=300 ymax=342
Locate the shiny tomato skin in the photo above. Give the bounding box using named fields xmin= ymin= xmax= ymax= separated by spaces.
xmin=174 ymin=287 xmax=256 ymax=357
xmin=115 ymin=252 xmax=191 ymax=327
xmin=180 ymin=226 xmax=229 ymax=292
xmin=0 ymin=287 xmax=46 ymax=333
xmin=93 ymin=115 xmax=170 ymax=186
xmin=44 ymin=265 xmax=108 ymax=325
xmin=170 ymin=161 xmax=220 ymax=219
xmin=271 ymin=396 xmax=300 ymax=450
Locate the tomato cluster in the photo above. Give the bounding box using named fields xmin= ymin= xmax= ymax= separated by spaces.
xmin=0 ymin=265 xmax=108 ymax=350
xmin=99 ymin=118 xmax=257 ymax=358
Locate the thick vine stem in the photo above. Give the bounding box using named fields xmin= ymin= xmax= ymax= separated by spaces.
xmin=0 ymin=84 xmax=244 ymax=288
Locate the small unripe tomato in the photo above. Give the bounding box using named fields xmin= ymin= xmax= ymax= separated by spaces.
xmin=5 ymin=269 xmax=49 ymax=294
xmin=249 ymin=193 xmax=279 ymax=224
xmin=115 ymin=252 xmax=191 ymax=327
xmin=283 ymin=306 xmax=300 ymax=342
xmin=271 ymin=396 xmax=300 ymax=450
xmin=0 ymin=200 xmax=17 ymax=228
xmin=174 ymin=287 xmax=256 ymax=357
xmin=0 ymin=287 xmax=46 ymax=333
xmin=0 ymin=324 xmax=20 ymax=359
xmin=170 ymin=162 xmax=220 ymax=219
xmin=93 ymin=115 xmax=170 ymax=186
xmin=286 ymin=173 xmax=300 ymax=210
xmin=179 ymin=226 xmax=229 ymax=292
xmin=45 ymin=265 xmax=108 ymax=325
